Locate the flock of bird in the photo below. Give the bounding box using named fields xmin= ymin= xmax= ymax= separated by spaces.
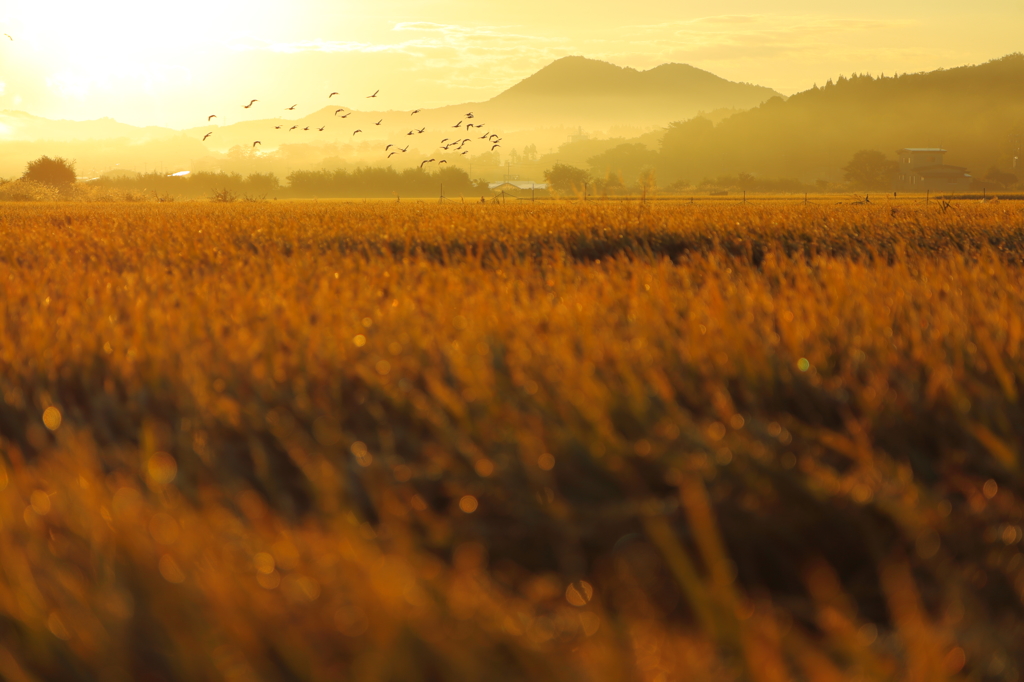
xmin=198 ymin=89 xmax=504 ymax=169
xmin=1 ymin=28 xmax=506 ymax=170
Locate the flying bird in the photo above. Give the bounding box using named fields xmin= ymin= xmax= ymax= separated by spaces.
xmin=480 ymin=133 xmax=489 ymax=139
xmin=207 ymin=114 xmax=217 ymax=121
xmin=388 ymin=152 xmax=397 ymax=158
xmin=289 ymin=125 xmax=298 ymax=131
xmin=329 ymin=92 xmax=339 ymax=98
xmin=439 ymin=160 xmax=448 ymax=164
xmin=441 ymin=138 xmax=449 ymax=144
xmin=465 ymin=112 xmax=474 ymax=118
xmin=400 ymin=145 xmax=409 ymax=152
xmin=244 ymin=99 xmax=258 ymax=108
xmin=420 ymin=159 xmax=435 ymax=168
xmin=274 ymin=125 xmax=282 ymax=129
xmin=411 ymin=109 xmax=421 ymax=115
xmin=318 ymin=125 xmax=326 ymax=131
xmin=286 ymin=104 xmax=297 ymax=110
xmin=452 ymin=120 xmax=462 ymax=128
xmin=406 ymin=131 xmax=415 ymax=136
xmin=334 ymin=108 xmax=345 ymax=116
xmin=489 ymin=134 xmax=500 ymax=140
xmin=374 ymin=119 xmax=382 ymax=126
xmin=353 ymin=129 xmax=362 ymax=135
xmin=367 ymin=89 xmax=379 ymax=98
xmin=461 ymin=151 xmax=468 ymax=155
xmin=340 ymin=112 xmax=351 ymax=118
xmin=491 ymin=144 xmax=501 ymax=150
xmin=202 ymin=132 xmax=213 ymax=141
xmin=466 ymin=123 xmax=475 ymax=129
xmin=303 ymin=126 xmax=310 ymax=131
xmin=417 ymin=127 xmax=425 ymax=133
xmin=253 ymin=141 xmax=261 ymax=147
xmin=386 ymin=144 xmax=394 ymax=151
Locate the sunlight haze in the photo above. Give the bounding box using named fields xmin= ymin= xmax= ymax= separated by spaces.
xmin=2 ymin=0 xmax=1022 ymax=128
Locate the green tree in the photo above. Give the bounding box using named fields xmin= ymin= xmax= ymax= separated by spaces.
xmin=22 ymin=156 xmax=76 ymax=187
xmin=544 ymin=163 xmax=590 ymax=194
xmin=842 ymin=150 xmax=898 ymax=190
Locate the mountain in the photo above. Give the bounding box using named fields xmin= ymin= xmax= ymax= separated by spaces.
xmin=0 ymin=110 xmax=176 ymax=143
xmin=486 ymin=56 xmax=782 ymax=126
xmin=0 ymin=56 xmax=782 ymax=179
xmin=655 ymin=54 xmax=1024 ymax=184
xmin=177 ymin=57 xmax=782 ymax=152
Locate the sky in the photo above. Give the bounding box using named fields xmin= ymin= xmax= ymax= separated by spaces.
xmin=1 ymin=0 xmax=1022 ymax=129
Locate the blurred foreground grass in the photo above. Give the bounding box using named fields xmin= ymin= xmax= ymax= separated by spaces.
xmin=0 ymin=200 xmax=1022 ymax=680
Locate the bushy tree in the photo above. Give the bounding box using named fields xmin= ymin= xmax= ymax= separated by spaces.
xmin=22 ymin=156 xmax=77 ymax=187
xmin=544 ymin=163 xmax=590 ymax=194
xmin=843 ymin=150 xmax=897 ymax=190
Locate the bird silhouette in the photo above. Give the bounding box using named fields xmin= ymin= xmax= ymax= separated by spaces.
xmin=439 ymin=160 xmax=448 ymax=164
xmin=407 ymin=131 xmax=415 ymax=136
xmin=286 ymin=104 xmax=297 ymax=110
xmin=340 ymin=112 xmax=351 ymax=118
xmin=202 ymin=132 xmax=213 ymax=141
xmin=420 ymin=159 xmax=435 ymax=168
xmin=400 ymin=146 xmax=409 ymax=152
xmin=465 ymin=112 xmax=474 ymax=118
xmin=374 ymin=119 xmax=382 ymax=126
xmin=386 ymin=144 xmax=394 ymax=151
xmin=441 ymin=138 xmax=449 ymax=144
xmin=367 ymin=89 xmax=379 ymax=98
xmin=416 ymin=127 xmax=425 ymax=133
xmin=329 ymin=92 xmax=339 ymax=98
xmin=461 ymin=151 xmax=468 ymax=155
xmin=244 ymin=99 xmax=258 ymax=108
xmin=411 ymin=109 xmax=421 ymax=115
xmin=253 ymin=141 xmax=261 ymax=147
xmin=318 ymin=125 xmax=326 ymax=131
xmin=480 ymin=133 xmax=489 ymax=139
xmin=453 ymin=121 xmax=462 ymax=128
xmin=289 ymin=125 xmax=298 ymax=131
xmin=353 ymin=129 xmax=362 ymax=135
xmin=388 ymin=152 xmax=397 ymax=158
xmin=207 ymin=114 xmax=217 ymax=121
xmin=491 ymin=144 xmax=500 ymax=150
xmin=489 ymin=134 xmax=500 ymax=140
xmin=303 ymin=126 xmax=310 ymax=131
xmin=274 ymin=125 xmax=282 ymax=129
xmin=334 ymin=109 xmax=345 ymax=116
xmin=466 ymin=123 xmax=475 ymax=130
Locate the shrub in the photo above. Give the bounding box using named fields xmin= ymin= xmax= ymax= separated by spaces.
xmin=22 ymin=156 xmax=77 ymax=188
xmin=0 ymin=179 xmax=62 ymax=201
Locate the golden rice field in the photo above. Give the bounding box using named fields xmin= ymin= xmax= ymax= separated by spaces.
xmin=1 ymin=199 xmax=1024 ymax=681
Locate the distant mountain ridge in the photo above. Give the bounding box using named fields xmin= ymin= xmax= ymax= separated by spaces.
xmin=654 ymin=53 xmax=1024 ymax=183
xmin=493 ymin=56 xmax=780 ymax=114
xmin=1 ymin=57 xmax=782 ymax=153
xmin=0 ymin=110 xmax=176 ymax=143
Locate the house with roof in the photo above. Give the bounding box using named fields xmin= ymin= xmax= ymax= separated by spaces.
xmin=895 ymin=148 xmax=972 ymax=191
xmin=488 ymin=181 xmax=548 ymax=195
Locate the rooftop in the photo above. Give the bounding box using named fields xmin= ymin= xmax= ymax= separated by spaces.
xmin=488 ymin=181 xmax=548 ymax=190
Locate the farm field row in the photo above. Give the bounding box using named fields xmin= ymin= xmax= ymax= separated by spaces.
xmin=0 ymin=201 xmax=1022 ymax=680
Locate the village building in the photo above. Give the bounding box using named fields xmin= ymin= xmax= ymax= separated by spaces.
xmin=895 ymin=148 xmax=972 ymax=191
xmin=487 ymin=180 xmax=548 ymax=197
